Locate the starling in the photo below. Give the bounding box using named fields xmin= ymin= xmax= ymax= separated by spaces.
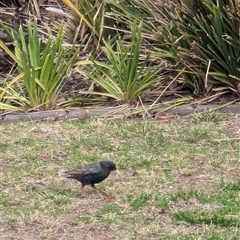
xmin=62 ymin=160 xmax=116 ymax=194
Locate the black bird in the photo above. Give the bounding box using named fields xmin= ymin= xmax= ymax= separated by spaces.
xmin=62 ymin=160 xmax=116 ymax=194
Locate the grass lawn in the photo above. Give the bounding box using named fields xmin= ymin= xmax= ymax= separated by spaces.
xmin=1 ymin=112 xmax=240 ymax=240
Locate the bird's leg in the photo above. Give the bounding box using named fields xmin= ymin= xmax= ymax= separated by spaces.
xmin=91 ymin=184 xmax=103 ymax=194
xmin=80 ymin=185 xmax=88 ymax=198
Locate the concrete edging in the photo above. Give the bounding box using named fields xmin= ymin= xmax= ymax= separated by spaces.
xmin=0 ymin=103 xmax=240 ymax=123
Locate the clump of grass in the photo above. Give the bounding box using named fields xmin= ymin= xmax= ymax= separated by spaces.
xmin=192 ymin=111 xmax=230 ymax=123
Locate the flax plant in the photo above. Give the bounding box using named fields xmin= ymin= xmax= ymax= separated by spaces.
xmin=1 ymin=19 xmax=81 ymax=110
xmin=152 ymin=0 xmax=240 ymax=95
xmin=76 ymin=21 xmax=161 ymax=103
xmin=62 ymin=0 xmax=117 ymax=41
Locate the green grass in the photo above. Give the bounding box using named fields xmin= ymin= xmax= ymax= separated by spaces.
xmin=0 ymin=112 xmax=240 ymax=239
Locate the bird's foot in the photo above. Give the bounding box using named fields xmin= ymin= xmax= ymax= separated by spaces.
xmin=80 ymin=193 xmax=88 ymax=198
xmin=80 ymin=189 xmax=89 ymax=198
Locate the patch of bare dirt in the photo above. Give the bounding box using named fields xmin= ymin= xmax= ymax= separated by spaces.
xmin=1 ymin=224 xmax=117 ymax=240
xmin=176 ymin=171 xmax=216 ymax=190
xmin=225 ymin=118 xmax=240 ymax=135
xmin=172 ymin=198 xmax=219 ymax=212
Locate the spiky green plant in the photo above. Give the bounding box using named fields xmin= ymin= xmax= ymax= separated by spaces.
xmin=62 ymin=0 xmax=118 ymax=42
xmin=76 ymin=21 xmax=162 ymax=104
xmin=0 ymin=19 xmax=82 ymax=110
xmin=152 ymin=0 xmax=240 ymax=95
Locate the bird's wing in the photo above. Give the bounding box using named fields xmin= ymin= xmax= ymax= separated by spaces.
xmin=65 ymin=165 xmax=100 ymax=176
xmin=83 ymin=163 xmax=102 ymax=174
